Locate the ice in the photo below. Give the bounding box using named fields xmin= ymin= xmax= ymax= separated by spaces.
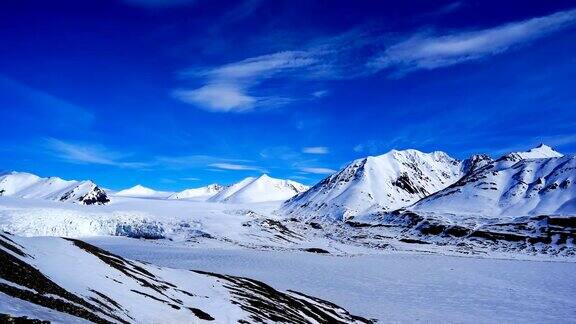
xmin=87 ymin=236 xmax=576 ymax=323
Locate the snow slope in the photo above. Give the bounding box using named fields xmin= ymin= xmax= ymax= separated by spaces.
xmin=0 ymin=233 xmax=371 ymax=323
xmin=412 ymin=145 xmax=575 ymax=217
xmin=168 ymin=184 xmax=225 ymax=201
xmin=89 ymin=237 xmax=576 ymax=323
xmin=283 ymin=149 xmax=462 ymax=221
xmin=0 ymin=172 xmax=109 ymax=205
xmin=210 ymin=174 xmax=309 ymax=203
xmin=115 ymin=185 xmax=173 ymax=198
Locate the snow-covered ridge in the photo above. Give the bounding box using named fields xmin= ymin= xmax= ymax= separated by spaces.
xmin=168 ymin=183 xmax=226 ymax=201
xmin=0 ymin=171 xmax=109 ymax=205
xmin=0 ymin=232 xmax=371 ymax=323
xmin=282 ymin=144 xmax=574 ymax=222
xmin=411 ymin=147 xmax=575 ymax=217
xmin=210 ymin=174 xmax=309 ymax=203
xmin=283 ymin=149 xmax=462 ymax=221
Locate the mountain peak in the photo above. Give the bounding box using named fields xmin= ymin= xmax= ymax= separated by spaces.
xmin=501 ymin=144 xmax=563 ymax=161
xmin=209 ymin=175 xmax=308 ymax=203
xmin=116 ymin=184 xmax=172 ymax=198
xmin=256 ymin=174 xmax=272 ymax=181
xmin=528 ymin=144 xmax=563 ymax=157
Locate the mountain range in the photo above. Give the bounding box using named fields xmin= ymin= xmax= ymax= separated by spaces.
xmin=0 ymin=173 xmax=309 ymax=205
xmin=283 ymin=144 xmax=575 ymax=222
xmin=0 ymin=144 xmax=574 ymax=257
xmin=1 ymin=144 xmax=574 ymax=218
xmin=0 ymin=171 xmax=109 ymax=205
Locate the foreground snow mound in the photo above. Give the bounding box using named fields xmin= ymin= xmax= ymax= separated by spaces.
xmin=0 ymin=233 xmax=372 ymax=323
xmin=0 ymin=171 xmax=109 ymax=205
xmin=283 ymin=149 xmax=462 ymax=221
xmin=210 ymin=174 xmax=309 ymax=203
xmin=168 ymin=184 xmax=226 ymax=201
xmin=115 ymin=184 xmax=173 ymax=198
xmin=412 ymin=147 xmax=576 ymax=217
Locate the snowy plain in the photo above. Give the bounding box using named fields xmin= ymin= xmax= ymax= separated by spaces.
xmin=87 ymin=236 xmax=576 ymax=323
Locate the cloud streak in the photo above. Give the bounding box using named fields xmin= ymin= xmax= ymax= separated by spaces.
xmin=174 ymin=8 xmax=576 ymax=112
xmin=302 ymin=147 xmax=329 ymax=154
xmin=370 ymin=8 xmax=576 ymax=74
xmin=300 ymin=167 xmax=337 ymax=175
xmin=174 ymin=30 xmax=373 ymax=112
xmin=209 ymin=163 xmax=261 ymax=171
xmin=44 ymin=138 xmax=147 ymax=168
xmin=123 ymin=0 xmax=196 ymax=8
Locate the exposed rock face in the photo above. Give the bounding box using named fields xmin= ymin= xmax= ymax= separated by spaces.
xmin=60 ymin=182 xmax=110 ymax=205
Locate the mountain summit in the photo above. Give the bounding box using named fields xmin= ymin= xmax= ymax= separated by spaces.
xmin=210 ymin=174 xmax=309 ymax=203
xmin=498 ymin=144 xmax=563 ymax=163
xmin=115 ymin=185 xmax=173 ymax=198
xmin=283 ymin=149 xmax=462 ymax=221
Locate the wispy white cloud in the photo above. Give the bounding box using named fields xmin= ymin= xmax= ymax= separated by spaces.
xmin=209 ymin=162 xmax=261 ymax=171
xmin=300 ymin=167 xmax=337 ymax=175
xmin=353 ymin=141 xmax=383 ymax=154
xmin=302 ymin=146 xmax=329 ymax=154
xmin=370 ymin=8 xmax=576 ymax=74
xmin=422 ymin=2 xmax=464 ymax=18
xmin=44 ymin=138 xmax=147 ymax=168
xmin=176 ymin=51 xmax=322 ymax=112
xmin=173 ymin=84 xmax=256 ymax=112
xmin=312 ymin=90 xmax=329 ymax=98
xmin=175 ymin=8 xmax=576 ymax=112
xmin=175 ymin=30 xmax=372 ymax=112
xmin=155 ymin=154 xmax=253 ymax=170
xmin=123 ymin=0 xmax=196 ymax=8
xmin=0 ymin=75 xmax=94 ymax=130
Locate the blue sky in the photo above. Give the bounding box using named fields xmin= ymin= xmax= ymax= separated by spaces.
xmin=1 ymin=0 xmax=576 ymax=190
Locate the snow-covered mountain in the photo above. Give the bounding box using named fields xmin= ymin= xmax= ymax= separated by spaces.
xmin=0 ymin=232 xmax=370 ymax=323
xmin=115 ymin=184 xmax=173 ymax=198
xmin=283 ymin=149 xmax=462 ymax=221
xmin=411 ymin=144 xmax=575 ymax=216
xmin=503 ymin=143 xmax=564 ymax=161
xmin=0 ymin=171 xmax=109 ymax=205
xmin=209 ymin=174 xmax=309 ymax=203
xmin=168 ymin=183 xmax=226 ymax=201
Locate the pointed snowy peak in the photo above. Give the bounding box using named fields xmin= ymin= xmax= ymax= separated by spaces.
xmin=523 ymin=144 xmax=563 ymax=158
xmin=59 ymin=180 xmax=110 ymax=205
xmin=283 ymin=149 xmax=463 ymax=221
xmin=209 ymin=174 xmax=309 ymax=203
xmin=498 ymin=144 xmax=563 ymax=162
xmin=115 ymin=185 xmax=173 ymax=198
xmin=168 ymin=183 xmax=226 ymax=200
